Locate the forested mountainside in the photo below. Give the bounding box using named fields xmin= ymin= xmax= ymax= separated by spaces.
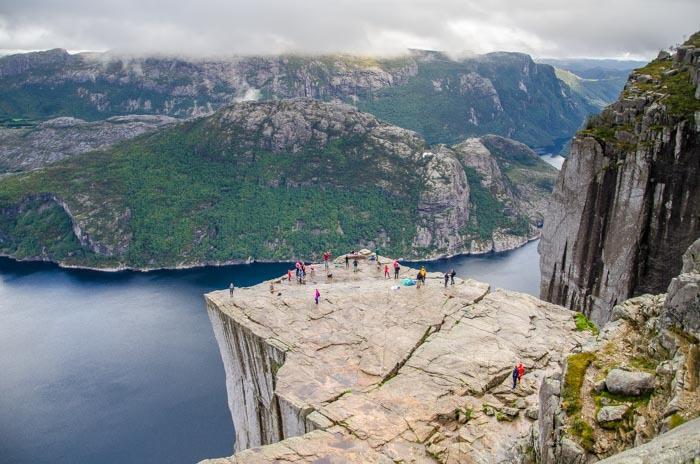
xmin=0 ymin=48 xmax=600 ymax=150
xmin=0 ymin=99 xmax=555 ymax=269
xmin=540 ymin=32 xmax=700 ymax=325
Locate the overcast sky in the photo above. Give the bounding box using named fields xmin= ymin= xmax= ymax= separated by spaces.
xmin=0 ymin=0 xmax=697 ymax=59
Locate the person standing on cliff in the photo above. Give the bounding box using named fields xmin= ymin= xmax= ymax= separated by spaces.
xmin=345 ymin=255 xmax=349 ymax=269
xmin=450 ymin=269 xmax=456 ymax=285
xmin=393 ymin=259 xmax=400 ymax=279
xmin=229 ymin=282 xmax=234 ymax=296
xmin=517 ymin=362 xmax=525 ymax=383
xmin=511 ymin=365 xmax=519 ymax=389
xmin=323 ymin=251 xmax=331 ymax=270
xmin=384 ymin=264 xmax=390 ymax=279
xmin=353 ymin=257 xmax=359 ymax=273
xmin=444 ymin=272 xmax=449 ymax=288
xmin=314 ymin=288 xmax=320 ymax=305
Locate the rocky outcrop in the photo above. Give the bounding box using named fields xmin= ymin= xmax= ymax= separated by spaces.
xmin=0 ymin=115 xmax=177 ymax=173
xmin=202 ymin=255 xmax=591 ymax=462
xmin=534 ymin=237 xmax=700 ymax=462
xmin=540 ymin=34 xmax=700 ymax=325
xmin=662 ymin=237 xmax=700 ymax=341
xmin=594 ymin=416 xmax=700 ymax=463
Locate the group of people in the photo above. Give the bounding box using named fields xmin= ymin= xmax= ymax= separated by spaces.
xmin=383 ymin=259 xmax=401 ymax=279
xmin=287 ymin=260 xmax=315 ymax=284
xmin=512 ymin=362 xmax=526 ymax=388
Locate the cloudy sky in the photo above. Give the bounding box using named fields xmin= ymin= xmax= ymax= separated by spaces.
xmin=0 ymin=0 xmax=698 ymax=59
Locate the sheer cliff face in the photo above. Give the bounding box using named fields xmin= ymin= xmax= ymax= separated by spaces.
xmin=540 ymin=36 xmax=700 ymax=325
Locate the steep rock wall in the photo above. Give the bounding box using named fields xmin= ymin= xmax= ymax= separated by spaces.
xmin=540 ymin=39 xmax=700 ymax=325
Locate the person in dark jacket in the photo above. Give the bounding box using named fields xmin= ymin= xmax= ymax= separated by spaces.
xmin=450 ymin=269 xmax=456 ymax=285
xmin=444 ymin=273 xmax=449 ymax=288
xmin=511 ymin=365 xmax=519 ymax=389
xmin=345 ymin=255 xmax=349 ymax=269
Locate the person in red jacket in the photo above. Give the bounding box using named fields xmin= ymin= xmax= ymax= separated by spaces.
xmin=517 ymin=362 xmax=525 ymax=382
xmin=384 ymin=264 xmax=390 ymax=279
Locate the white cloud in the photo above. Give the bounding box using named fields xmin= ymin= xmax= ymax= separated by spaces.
xmin=0 ymin=0 xmax=697 ymax=58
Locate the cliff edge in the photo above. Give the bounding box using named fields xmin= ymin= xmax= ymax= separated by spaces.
xmin=202 ymin=253 xmax=591 ymax=463
xmin=540 ymin=32 xmax=700 ymax=325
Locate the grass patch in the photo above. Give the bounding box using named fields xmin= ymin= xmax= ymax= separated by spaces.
xmin=629 ymin=355 xmax=658 ymax=373
xmin=569 ymin=417 xmax=595 ymax=451
xmin=562 ymin=352 xmax=595 ymax=415
xmin=668 ymin=413 xmax=686 ymax=430
xmin=574 ymin=312 xmax=599 ymax=335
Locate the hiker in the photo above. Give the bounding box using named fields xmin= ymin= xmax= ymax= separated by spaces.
xmin=517 ymin=362 xmax=525 ymax=383
xmin=393 ymin=259 xmax=400 ymax=279
xmin=353 ymin=257 xmax=359 ymax=273
xmin=444 ymin=272 xmax=449 ymax=288
xmin=450 ymin=269 xmax=456 ymax=285
xmin=416 ymin=271 xmax=423 ymax=288
xmin=345 ymin=255 xmax=349 ymax=269
xmin=418 ymin=266 xmax=427 ymax=285
xmin=269 ymin=282 xmax=275 ymax=293
xmin=287 ymin=270 xmax=292 ymax=281
xmin=384 ymin=264 xmax=390 ymax=279
xmin=310 ymin=265 xmax=315 ymax=277
xmin=511 ymin=365 xmax=519 ymax=389
xmin=323 ymin=251 xmax=331 ymax=270
xmin=296 ymin=267 xmax=301 ymax=284
xmin=375 ymin=248 xmax=381 ymax=267
xmin=229 ymin=282 xmax=234 ymax=296
xmin=314 ymin=288 xmax=320 ymax=305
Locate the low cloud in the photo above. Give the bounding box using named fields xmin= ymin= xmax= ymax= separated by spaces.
xmin=1 ymin=0 xmax=698 ymax=59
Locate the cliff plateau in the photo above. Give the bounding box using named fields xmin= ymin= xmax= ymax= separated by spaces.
xmin=202 ymin=254 xmax=592 ymax=462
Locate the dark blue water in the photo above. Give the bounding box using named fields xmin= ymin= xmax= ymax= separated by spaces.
xmin=0 ymin=241 xmax=539 ymax=464
xmin=409 ymin=239 xmax=541 ymax=295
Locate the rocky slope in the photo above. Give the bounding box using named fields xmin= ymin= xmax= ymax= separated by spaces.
xmin=201 ymin=254 xmax=592 ymax=462
xmin=0 ymin=48 xmax=595 ymax=149
xmin=540 ymin=33 xmax=700 ymax=325
xmin=0 ymin=99 xmax=555 ymax=269
xmin=533 ymin=237 xmax=700 ymax=463
xmin=0 ymin=114 xmax=176 ymax=173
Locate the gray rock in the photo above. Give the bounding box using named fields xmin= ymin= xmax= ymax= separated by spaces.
xmin=515 ymin=398 xmax=527 ymax=409
xmin=594 ymin=379 xmax=606 ymax=393
xmin=501 ymin=406 xmax=520 ymax=417
xmin=662 ymin=237 xmax=700 ymax=341
xmin=595 ymin=417 xmax=700 ymax=464
xmin=559 ymin=437 xmax=586 ymax=464
xmin=525 ymin=407 xmax=539 ymax=420
xmin=605 ymin=368 xmax=655 ymax=396
xmin=597 ymin=405 xmax=630 ymax=424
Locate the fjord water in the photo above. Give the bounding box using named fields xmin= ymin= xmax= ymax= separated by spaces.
xmin=0 ymin=241 xmax=540 ymax=464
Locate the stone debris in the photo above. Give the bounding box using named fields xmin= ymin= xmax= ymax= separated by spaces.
xmin=202 ymin=256 xmax=590 ymax=463
xmin=597 ymin=405 xmax=630 ymax=424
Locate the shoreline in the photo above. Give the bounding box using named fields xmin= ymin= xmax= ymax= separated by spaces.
xmin=0 ymin=235 xmax=540 ymax=274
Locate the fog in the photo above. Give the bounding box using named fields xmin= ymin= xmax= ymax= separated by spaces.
xmin=1 ymin=0 xmax=698 ymax=58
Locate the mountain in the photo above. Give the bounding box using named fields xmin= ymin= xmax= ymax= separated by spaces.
xmin=0 ymin=48 xmax=595 ymax=151
xmin=0 ymin=99 xmax=556 ymax=269
xmin=539 ymin=33 xmax=700 ymax=325
xmin=0 ymin=114 xmax=176 ymax=173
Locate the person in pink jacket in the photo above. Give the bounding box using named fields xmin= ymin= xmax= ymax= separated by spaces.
xmin=314 ymin=288 xmax=320 ymax=305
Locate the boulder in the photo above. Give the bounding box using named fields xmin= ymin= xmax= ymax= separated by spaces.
xmin=597 ymin=405 xmax=629 ymax=424
xmin=605 ymin=368 xmax=655 ymax=396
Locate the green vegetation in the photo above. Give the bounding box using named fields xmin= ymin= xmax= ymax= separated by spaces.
xmin=629 ymin=355 xmax=658 ymax=373
xmin=0 ymin=116 xmax=423 ymax=267
xmin=574 ymin=312 xmax=600 ymax=335
xmin=668 ymin=413 xmax=687 ymax=430
xmin=570 ymin=417 xmax=595 ymax=451
xmin=562 ymin=352 xmax=595 ymax=415
xmin=462 ymin=167 xmax=530 ymax=240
